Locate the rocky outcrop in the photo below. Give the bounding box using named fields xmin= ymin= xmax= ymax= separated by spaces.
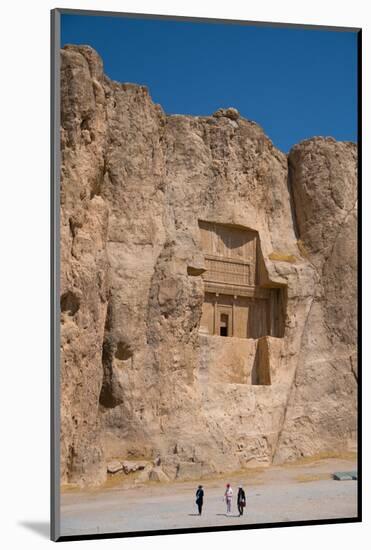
xmin=60 ymin=46 xmax=109 ymax=485
xmin=60 ymin=45 xmax=357 ymax=487
xmin=273 ymin=138 xmax=357 ymax=462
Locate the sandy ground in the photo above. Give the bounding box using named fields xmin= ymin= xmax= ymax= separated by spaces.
xmin=60 ymin=457 xmax=358 ymax=537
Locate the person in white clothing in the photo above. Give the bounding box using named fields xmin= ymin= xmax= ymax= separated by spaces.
xmin=224 ymin=483 xmax=233 ymax=514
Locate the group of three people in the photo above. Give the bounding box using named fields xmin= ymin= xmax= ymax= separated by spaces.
xmin=195 ymin=484 xmax=246 ymax=516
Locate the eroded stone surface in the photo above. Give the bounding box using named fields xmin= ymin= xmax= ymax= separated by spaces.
xmin=274 ymin=138 xmax=358 ymax=462
xmin=60 ymin=45 xmax=357 ymax=486
xmin=107 ymin=460 xmax=123 ymax=474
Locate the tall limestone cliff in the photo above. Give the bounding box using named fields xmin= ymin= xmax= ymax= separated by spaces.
xmin=59 ymin=45 xmax=357 ymax=486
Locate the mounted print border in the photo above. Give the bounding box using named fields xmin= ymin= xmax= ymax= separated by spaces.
xmin=51 ymin=8 xmax=362 ymax=542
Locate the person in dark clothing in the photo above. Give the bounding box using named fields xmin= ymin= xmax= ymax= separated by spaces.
xmin=196 ymin=485 xmax=204 ymax=515
xmin=237 ymin=486 xmax=246 ymax=516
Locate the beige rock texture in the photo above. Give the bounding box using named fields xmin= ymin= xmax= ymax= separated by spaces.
xmin=122 ymin=460 xmax=148 ymax=474
xmin=149 ymin=467 xmax=170 ymax=482
xmin=107 ymin=460 xmax=123 ymax=474
xmin=59 ymin=45 xmax=358 ymax=487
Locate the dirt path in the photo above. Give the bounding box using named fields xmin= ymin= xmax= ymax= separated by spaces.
xmin=60 ymin=458 xmax=358 ymax=537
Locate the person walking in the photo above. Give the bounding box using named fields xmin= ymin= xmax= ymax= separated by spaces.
xmin=196 ymin=485 xmax=204 ymax=515
xmin=224 ymin=483 xmax=233 ymax=515
xmin=237 ymin=486 xmax=246 ymax=516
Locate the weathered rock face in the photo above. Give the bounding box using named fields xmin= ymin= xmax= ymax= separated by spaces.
xmin=60 ymin=46 xmax=109 ymax=485
xmin=273 ymin=139 xmax=358 ymax=462
xmin=60 ymin=45 xmax=357 ymax=486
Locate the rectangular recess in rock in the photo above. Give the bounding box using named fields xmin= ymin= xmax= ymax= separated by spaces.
xmin=198 ymin=221 xmax=286 ymax=339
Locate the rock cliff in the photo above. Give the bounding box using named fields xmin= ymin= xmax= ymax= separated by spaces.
xmin=59 ymin=45 xmax=357 ymax=486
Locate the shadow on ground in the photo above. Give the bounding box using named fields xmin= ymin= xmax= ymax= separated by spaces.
xmin=216 ymin=514 xmax=241 ymax=518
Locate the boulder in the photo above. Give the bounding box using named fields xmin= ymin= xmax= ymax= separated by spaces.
xmin=122 ymin=460 xmax=148 ymax=474
xmin=107 ymin=460 xmax=123 ymax=474
xmin=213 ymin=107 xmax=240 ymax=120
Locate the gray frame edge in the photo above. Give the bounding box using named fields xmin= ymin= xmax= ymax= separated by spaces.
xmin=51 ymin=8 xmax=61 ymax=543
xmin=56 ymin=7 xmax=361 ymax=32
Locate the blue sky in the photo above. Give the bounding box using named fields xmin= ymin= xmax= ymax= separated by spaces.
xmin=61 ymin=14 xmax=358 ymax=153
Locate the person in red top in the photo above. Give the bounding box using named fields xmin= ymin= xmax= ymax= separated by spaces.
xmin=224 ymin=483 xmax=233 ymax=515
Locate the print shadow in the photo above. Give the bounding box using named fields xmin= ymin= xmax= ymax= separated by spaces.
xmin=18 ymin=521 xmax=49 ymax=539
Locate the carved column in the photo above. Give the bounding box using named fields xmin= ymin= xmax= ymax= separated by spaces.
xmin=269 ymin=290 xmax=274 ymax=336
xmin=232 ymin=295 xmax=237 ymax=337
xmin=214 ymin=293 xmax=219 ymax=335
xmin=250 ymin=297 xmax=255 ymax=339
